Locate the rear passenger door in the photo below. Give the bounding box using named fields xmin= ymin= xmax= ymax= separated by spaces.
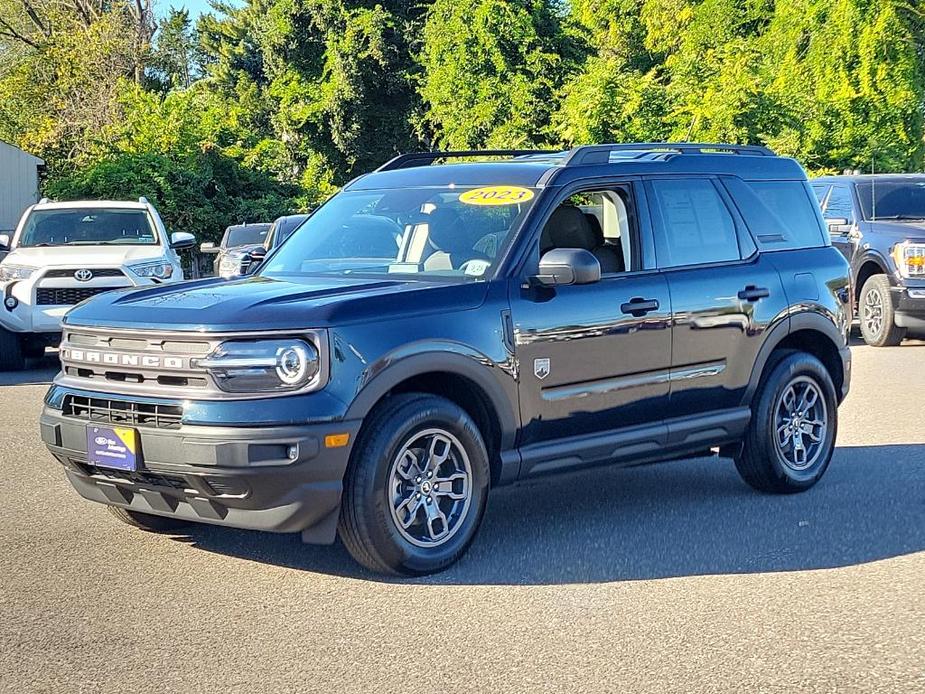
xmin=644 ymin=177 xmax=787 ymax=419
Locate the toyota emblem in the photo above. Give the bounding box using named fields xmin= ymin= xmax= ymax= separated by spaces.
xmin=74 ymin=269 xmax=93 ymax=282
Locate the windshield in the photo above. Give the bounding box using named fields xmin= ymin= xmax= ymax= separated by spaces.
xmin=226 ymin=224 xmax=271 ymax=247
xmin=18 ymin=209 xmax=157 ymax=247
xmin=261 ymin=185 xmax=537 ymax=280
xmin=857 ymin=180 xmax=925 ymax=221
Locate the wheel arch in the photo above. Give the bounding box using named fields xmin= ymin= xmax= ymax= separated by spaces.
xmin=854 ymin=254 xmax=890 ymax=301
xmin=744 ymin=313 xmax=847 ymax=407
xmin=344 ymin=348 xmax=519 ymax=486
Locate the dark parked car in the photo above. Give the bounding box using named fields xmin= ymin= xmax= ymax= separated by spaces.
xmin=199 ymin=222 xmax=272 ymax=278
xmin=239 ymin=214 xmax=311 ymax=276
xmin=41 ymin=143 xmax=852 ymax=576
xmin=811 ymin=175 xmax=925 ymax=346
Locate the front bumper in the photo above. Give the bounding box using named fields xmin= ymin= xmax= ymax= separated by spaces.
xmin=40 ymin=406 xmax=362 ymax=543
xmin=891 ymin=286 xmax=925 ymax=331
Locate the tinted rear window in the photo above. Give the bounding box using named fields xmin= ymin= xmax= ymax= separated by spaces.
xmin=723 ymin=179 xmax=826 ymax=250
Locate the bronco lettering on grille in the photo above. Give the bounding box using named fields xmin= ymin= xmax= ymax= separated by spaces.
xmin=62 ymin=348 xmax=188 ymax=370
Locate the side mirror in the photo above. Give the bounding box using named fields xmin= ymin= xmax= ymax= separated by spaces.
xmin=826 ymin=218 xmax=853 ymax=236
xmin=170 ymin=232 xmax=196 ymax=250
xmin=243 ymin=247 xmax=267 ymax=275
xmin=199 ymin=241 xmax=218 ymax=254
xmin=0 ymin=234 xmax=10 ymax=251
xmin=535 ymin=248 xmax=601 ymax=286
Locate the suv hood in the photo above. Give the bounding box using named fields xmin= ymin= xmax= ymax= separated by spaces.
xmin=63 ymin=274 xmax=489 ymax=331
xmin=3 ymin=245 xmax=166 ymax=267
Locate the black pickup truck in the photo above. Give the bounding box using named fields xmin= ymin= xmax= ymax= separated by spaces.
xmin=812 ymin=175 xmax=925 ymax=346
xmin=40 ymin=144 xmax=852 ymax=575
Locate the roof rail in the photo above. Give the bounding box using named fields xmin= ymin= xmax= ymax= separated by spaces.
xmin=38 ymin=197 xmax=49 ymax=204
xmin=562 ymin=142 xmax=776 ymax=166
xmin=376 ymin=150 xmax=560 ymax=172
xmin=138 ymin=196 xmax=149 ymax=204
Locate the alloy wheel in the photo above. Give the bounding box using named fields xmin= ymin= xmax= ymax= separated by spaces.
xmin=387 ymin=428 xmax=473 ymax=548
xmin=774 ymin=376 xmax=828 ymax=471
xmin=863 ymin=287 xmax=884 ymax=337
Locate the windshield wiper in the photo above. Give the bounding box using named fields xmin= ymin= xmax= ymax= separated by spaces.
xmin=871 ymin=215 xmax=925 ymax=221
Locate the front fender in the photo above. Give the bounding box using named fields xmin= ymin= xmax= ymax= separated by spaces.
xmin=344 ymin=340 xmax=519 ymax=451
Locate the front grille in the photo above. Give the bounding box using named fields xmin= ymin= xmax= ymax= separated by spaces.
xmin=44 ymin=268 xmax=124 ymax=279
xmin=36 ymin=287 xmax=114 ymax=305
xmin=63 ymin=394 xmax=183 ymax=429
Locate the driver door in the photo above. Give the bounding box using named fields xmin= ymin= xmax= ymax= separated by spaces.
xmin=509 ymin=182 xmax=672 ymax=473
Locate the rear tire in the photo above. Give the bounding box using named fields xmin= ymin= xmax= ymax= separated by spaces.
xmin=107 ymin=506 xmax=191 ymax=533
xmin=859 ymin=274 xmax=906 ymax=347
xmin=339 ymin=394 xmax=490 ymax=576
xmin=735 ymin=352 xmax=837 ymax=494
xmin=0 ymin=327 xmax=25 ymax=371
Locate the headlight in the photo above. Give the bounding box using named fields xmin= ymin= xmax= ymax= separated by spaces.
xmin=892 ymin=242 xmax=925 ymax=278
xmin=129 ymin=260 xmax=174 ymax=280
xmin=0 ymin=264 xmax=37 ymax=282
xmin=195 ymin=339 xmax=320 ymax=393
xmin=219 ymin=253 xmax=246 ymax=278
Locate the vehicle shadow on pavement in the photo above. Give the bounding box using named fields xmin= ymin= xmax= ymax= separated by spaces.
xmin=176 ymin=443 xmax=925 ymax=585
xmin=0 ymin=355 xmax=59 ymax=387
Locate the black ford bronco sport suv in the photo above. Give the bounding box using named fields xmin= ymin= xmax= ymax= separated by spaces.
xmin=811 ymin=174 xmax=925 ymax=346
xmin=40 ymin=143 xmax=852 ymax=576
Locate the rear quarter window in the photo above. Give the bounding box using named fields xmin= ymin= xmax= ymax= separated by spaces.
xmin=723 ymin=179 xmax=827 ymax=251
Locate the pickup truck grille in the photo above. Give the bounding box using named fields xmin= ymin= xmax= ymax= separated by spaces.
xmin=63 ymin=394 xmax=183 ymax=429
xmin=36 ymin=287 xmax=115 ymax=305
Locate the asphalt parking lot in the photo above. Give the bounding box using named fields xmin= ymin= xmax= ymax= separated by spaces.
xmin=1 ymin=341 xmax=923 ymax=693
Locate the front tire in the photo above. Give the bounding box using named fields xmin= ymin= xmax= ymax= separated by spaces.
xmin=339 ymin=394 xmax=490 ymax=576
xmin=859 ymin=274 xmax=906 ymax=347
xmin=107 ymin=506 xmax=191 ymax=533
xmin=735 ymin=352 xmax=837 ymax=494
xmin=0 ymin=327 xmax=25 ymax=371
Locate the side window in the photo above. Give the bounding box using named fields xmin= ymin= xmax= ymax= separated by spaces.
xmin=811 ymin=184 xmax=830 ymax=207
xmin=539 ymin=187 xmax=634 ymax=274
xmin=741 ymin=180 xmax=828 ymax=250
xmin=648 ymin=179 xmax=742 ymax=268
xmin=823 ymin=186 xmax=855 ymax=223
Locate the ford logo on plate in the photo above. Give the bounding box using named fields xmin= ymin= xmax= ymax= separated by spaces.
xmin=74 ymin=269 xmax=93 ymax=282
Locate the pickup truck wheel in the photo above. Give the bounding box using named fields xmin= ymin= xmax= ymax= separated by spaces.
xmin=735 ymin=352 xmax=837 ymax=494
xmin=0 ymin=327 xmax=25 ymax=371
xmin=107 ymin=506 xmax=190 ymax=533
xmin=339 ymin=394 xmax=490 ymax=576
xmin=859 ymin=275 xmax=906 ymax=347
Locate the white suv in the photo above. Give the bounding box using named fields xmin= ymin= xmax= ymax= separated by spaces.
xmin=0 ymin=198 xmax=195 ymax=370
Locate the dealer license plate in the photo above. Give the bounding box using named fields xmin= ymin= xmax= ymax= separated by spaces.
xmin=86 ymin=425 xmax=139 ymax=471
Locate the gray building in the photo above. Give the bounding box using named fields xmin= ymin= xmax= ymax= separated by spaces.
xmin=0 ymin=140 xmax=44 ymax=234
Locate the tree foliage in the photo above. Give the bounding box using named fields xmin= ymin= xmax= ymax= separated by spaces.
xmin=1 ymin=0 xmax=924 ymax=239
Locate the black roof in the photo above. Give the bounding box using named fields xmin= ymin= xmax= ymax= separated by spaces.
xmin=346 ymin=143 xmax=807 ymax=191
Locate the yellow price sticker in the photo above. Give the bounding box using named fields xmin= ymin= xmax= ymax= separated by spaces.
xmin=459 ymin=186 xmax=535 ymax=206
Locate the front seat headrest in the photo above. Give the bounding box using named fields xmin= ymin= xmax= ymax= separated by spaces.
xmin=540 ymin=206 xmax=598 ymax=253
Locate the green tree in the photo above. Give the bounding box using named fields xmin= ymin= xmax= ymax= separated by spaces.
xmin=416 ymin=0 xmax=573 ymax=149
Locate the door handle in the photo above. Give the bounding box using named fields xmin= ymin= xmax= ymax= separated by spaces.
xmin=738 ymin=285 xmax=770 ymax=302
xmin=621 ymin=297 xmax=660 ymax=316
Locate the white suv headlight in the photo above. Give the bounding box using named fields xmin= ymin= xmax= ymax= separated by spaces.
xmin=129 ymin=260 xmax=174 ymax=280
xmin=194 ymin=339 xmax=321 ymax=393
xmin=0 ymin=264 xmax=37 ymax=282
xmin=891 ymin=242 xmax=925 ymax=278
